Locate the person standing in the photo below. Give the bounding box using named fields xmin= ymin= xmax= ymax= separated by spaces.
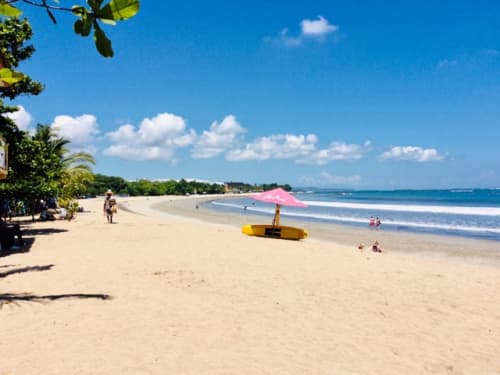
xmin=103 ymin=189 xmax=116 ymax=224
xmin=369 ymin=216 xmax=375 ymax=229
xmin=375 ymin=217 xmax=381 ymax=229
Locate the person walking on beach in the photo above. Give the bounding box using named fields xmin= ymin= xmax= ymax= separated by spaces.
xmin=369 ymin=216 xmax=375 ymax=229
xmin=103 ymin=189 xmax=117 ymax=224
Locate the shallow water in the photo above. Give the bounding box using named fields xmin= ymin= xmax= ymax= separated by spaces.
xmin=210 ymin=189 xmax=500 ymax=242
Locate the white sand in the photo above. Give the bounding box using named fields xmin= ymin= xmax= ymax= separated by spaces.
xmin=1 ymin=195 xmax=499 ymax=375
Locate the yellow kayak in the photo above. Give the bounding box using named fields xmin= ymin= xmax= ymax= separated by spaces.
xmin=242 ymin=224 xmax=308 ymax=240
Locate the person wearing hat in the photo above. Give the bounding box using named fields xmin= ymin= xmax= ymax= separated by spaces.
xmin=103 ymin=189 xmax=117 ymax=223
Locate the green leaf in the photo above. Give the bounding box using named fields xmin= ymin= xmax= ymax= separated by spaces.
xmin=98 ymin=0 xmax=139 ymax=21
xmin=71 ymin=5 xmax=86 ymax=17
xmin=74 ymin=19 xmax=83 ymax=34
xmin=0 ymin=68 xmax=24 ymax=85
xmin=93 ymin=22 xmax=113 ymax=57
xmin=0 ymin=1 xmax=22 ymax=17
xmin=74 ymin=11 xmax=94 ymax=37
xmin=81 ymin=14 xmax=94 ymax=36
xmin=88 ymin=0 xmax=104 ymax=12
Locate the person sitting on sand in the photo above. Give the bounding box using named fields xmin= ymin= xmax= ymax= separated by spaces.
xmin=372 ymin=241 xmax=382 ymax=252
xmin=0 ymin=217 xmax=24 ymax=251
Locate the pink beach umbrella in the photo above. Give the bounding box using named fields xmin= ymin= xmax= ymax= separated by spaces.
xmin=250 ymin=187 xmax=307 ymax=226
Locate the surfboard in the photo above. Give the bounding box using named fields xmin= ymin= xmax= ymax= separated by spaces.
xmin=242 ymin=224 xmax=308 ymax=240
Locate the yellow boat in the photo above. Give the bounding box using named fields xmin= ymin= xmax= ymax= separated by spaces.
xmin=242 ymin=224 xmax=308 ymax=240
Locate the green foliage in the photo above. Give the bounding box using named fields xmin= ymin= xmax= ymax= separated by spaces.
xmin=86 ymin=175 xmax=227 ymax=197
xmin=0 ymin=0 xmax=140 ymax=58
xmin=0 ymin=2 xmax=22 ymax=17
xmin=92 ymin=21 xmax=112 ymax=57
xmin=61 ymin=150 xmax=96 ymax=199
xmin=58 ymin=197 xmax=79 ymax=220
xmin=0 ymin=67 xmax=24 ymax=85
xmin=0 ymin=125 xmax=64 ymax=217
xmin=87 ymin=173 xmax=128 ymax=195
xmin=0 ymin=121 xmax=95 ymax=219
xmin=262 ymin=183 xmax=292 ymax=191
xmin=0 ymin=18 xmax=43 ymax=100
xmin=98 ymin=0 xmax=140 ymax=21
xmin=225 ymin=182 xmax=292 ymax=192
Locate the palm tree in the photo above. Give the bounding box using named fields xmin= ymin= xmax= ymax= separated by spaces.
xmin=33 ymin=124 xmax=95 ymax=195
xmin=33 ymin=124 xmax=69 ymax=157
xmin=61 ymin=150 xmax=96 ymax=199
xmin=33 ymin=125 xmax=95 ymax=217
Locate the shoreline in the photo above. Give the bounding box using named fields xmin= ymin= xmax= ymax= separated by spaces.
xmin=2 ymin=195 xmax=500 ymax=374
xmin=120 ymin=194 xmax=500 ymax=265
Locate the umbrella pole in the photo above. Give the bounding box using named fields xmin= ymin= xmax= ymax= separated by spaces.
xmin=272 ymin=204 xmax=281 ymax=226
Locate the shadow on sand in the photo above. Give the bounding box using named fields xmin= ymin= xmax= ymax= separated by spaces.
xmin=0 ymin=226 xmax=68 ymax=258
xmin=1 ymin=221 xmax=112 ymax=308
xmin=0 ymin=264 xmax=54 ymax=278
xmin=0 ymin=264 xmax=112 ymax=309
xmin=1 ymin=293 xmax=112 ymax=308
xmin=22 ymin=227 xmax=68 ymax=236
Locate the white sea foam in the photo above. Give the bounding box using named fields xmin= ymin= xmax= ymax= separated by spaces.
xmin=211 ymin=201 xmax=500 ymax=234
xmin=301 ymin=200 xmax=500 ymax=216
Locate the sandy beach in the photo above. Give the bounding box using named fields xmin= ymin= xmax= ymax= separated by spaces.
xmin=1 ymin=195 xmax=499 ymax=375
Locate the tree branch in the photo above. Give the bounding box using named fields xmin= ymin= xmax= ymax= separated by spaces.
xmin=15 ymin=0 xmax=83 ymax=15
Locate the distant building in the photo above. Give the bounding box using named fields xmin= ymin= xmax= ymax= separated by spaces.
xmin=224 ymin=181 xmax=256 ymax=194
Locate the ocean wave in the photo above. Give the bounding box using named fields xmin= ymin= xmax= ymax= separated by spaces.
xmin=301 ymin=200 xmax=500 ymax=216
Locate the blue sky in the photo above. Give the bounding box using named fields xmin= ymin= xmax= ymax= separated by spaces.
xmin=5 ymin=1 xmax=500 ymax=189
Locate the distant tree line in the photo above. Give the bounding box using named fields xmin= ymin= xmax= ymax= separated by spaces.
xmin=225 ymin=182 xmax=291 ymax=193
xmin=87 ymin=175 xmax=226 ymax=196
xmin=87 ymin=175 xmax=292 ymax=197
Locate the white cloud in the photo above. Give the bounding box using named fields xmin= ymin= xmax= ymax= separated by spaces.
xmin=227 ymin=134 xmax=317 ymax=161
xmin=107 ymin=124 xmax=136 ymax=143
xmin=104 ymin=144 xmax=175 ymax=161
xmin=137 ymin=113 xmax=188 ymax=145
xmin=437 ymin=59 xmax=457 ymax=69
xmin=267 ymin=16 xmax=339 ymax=46
xmin=300 ymin=16 xmax=339 ymax=37
xmin=299 ymin=141 xmax=371 ymax=165
xmin=379 ymin=146 xmax=445 ymax=162
xmin=51 ymin=114 xmax=100 ymax=153
xmin=192 ymin=115 xmax=246 ymax=158
xmin=276 ymin=28 xmax=302 ymax=47
xmin=104 ymin=112 xmax=195 ymax=161
xmin=5 ymin=105 xmax=32 ymax=131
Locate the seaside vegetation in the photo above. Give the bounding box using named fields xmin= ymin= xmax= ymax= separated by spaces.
xmin=1 ymin=17 xmax=95 ymax=219
xmin=86 ymin=175 xmax=292 ymax=197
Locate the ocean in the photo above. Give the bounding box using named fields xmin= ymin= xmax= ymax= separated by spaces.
xmin=209 ymin=189 xmax=500 ymax=242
